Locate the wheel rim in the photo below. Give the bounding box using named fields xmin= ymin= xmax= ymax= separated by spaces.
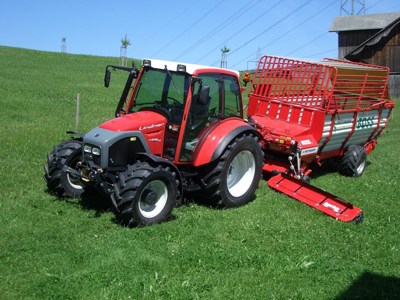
xmin=138 ymin=180 xmax=168 ymax=219
xmin=227 ymin=150 xmax=256 ymax=198
xmin=357 ymin=159 xmax=366 ymax=175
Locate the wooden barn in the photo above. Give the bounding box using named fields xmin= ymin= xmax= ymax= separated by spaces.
xmin=330 ymin=12 xmax=400 ymax=98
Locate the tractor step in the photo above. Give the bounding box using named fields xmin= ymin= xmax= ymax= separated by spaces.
xmin=267 ymin=173 xmax=364 ymax=223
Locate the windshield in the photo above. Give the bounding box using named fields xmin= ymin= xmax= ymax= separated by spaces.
xmin=128 ymin=68 xmax=190 ymax=122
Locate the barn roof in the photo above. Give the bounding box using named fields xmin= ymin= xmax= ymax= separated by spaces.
xmin=344 ymin=16 xmax=400 ymax=60
xmin=330 ymin=12 xmax=400 ymax=32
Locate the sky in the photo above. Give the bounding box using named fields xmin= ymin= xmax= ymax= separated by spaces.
xmin=1 ymin=0 xmax=399 ymax=70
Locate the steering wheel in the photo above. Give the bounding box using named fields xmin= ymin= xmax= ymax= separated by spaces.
xmin=166 ymin=96 xmax=181 ymax=106
xmin=224 ymin=107 xmax=239 ymax=116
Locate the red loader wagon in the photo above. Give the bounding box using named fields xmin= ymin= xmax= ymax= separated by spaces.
xmin=246 ymin=55 xmax=395 ymax=223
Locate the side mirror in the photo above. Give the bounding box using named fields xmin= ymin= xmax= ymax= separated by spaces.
xmin=104 ymin=69 xmax=111 ymax=87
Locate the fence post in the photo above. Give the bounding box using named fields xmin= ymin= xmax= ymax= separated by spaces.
xmin=75 ymin=93 xmax=80 ymax=131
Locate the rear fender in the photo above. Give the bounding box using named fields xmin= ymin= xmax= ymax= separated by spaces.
xmin=192 ymin=118 xmax=261 ymax=167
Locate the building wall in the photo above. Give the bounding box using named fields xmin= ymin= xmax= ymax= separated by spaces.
xmin=337 ymin=26 xmax=400 ymax=98
xmin=337 ymin=30 xmax=379 ymax=58
xmin=388 ymin=75 xmax=400 ymax=99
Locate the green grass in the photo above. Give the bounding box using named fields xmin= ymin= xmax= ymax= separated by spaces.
xmin=0 ymin=46 xmax=399 ymax=299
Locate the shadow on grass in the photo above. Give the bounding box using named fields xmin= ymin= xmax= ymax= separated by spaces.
xmin=63 ymin=187 xmax=113 ymax=218
xmin=62 ymin=188 xmax=179 ymax=227
xmin=335 ymin=271 xmax=400 ymax=300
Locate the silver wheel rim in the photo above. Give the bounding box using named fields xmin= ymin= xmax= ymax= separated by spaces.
xmin=227 ymin=150 xmax=256 ymax=198
xmin=357 ymin=159 xmax=366 ymax=175
xmin=138 ymin=180 xmax=168 ymax=218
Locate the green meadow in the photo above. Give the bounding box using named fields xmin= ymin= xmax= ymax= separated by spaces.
xmin=0 ymin=46 xmax=399 ymax=299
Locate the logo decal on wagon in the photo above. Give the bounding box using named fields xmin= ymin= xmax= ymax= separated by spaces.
xmin=300 ymin=147 xmax=318 ymax=156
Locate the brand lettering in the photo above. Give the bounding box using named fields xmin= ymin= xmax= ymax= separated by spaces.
xmin=300 ymin=147 xmax=318 ymax=156
xmin=139 ymin=123 xmax=163 ymax=131
xmin=300 ymin=139 xmax=312 ymax=146
xmin=356 ymin=116 xmax=374 ymax=129
xmin=322 ymin=202 xmax=340 ymax=213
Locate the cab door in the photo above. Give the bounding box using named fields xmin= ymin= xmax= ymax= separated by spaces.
xmin=177 ymin=73 xmax=242 ymax=162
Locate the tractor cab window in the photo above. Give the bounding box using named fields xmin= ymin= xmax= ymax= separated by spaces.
xmin=224 ymin=77 xmax=242 ymax=117
xmin=179 ymin=73 xmax=242 ymax=161
xmin=128 ymin=68 xmax=189 ymax=124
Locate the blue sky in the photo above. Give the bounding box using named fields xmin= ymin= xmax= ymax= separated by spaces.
xmin=1 ymin=0 xmax=399 ymax=70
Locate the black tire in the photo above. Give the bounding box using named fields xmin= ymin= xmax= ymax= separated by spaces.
xmin=44 ymin=139 xmax=84 ymax=197
xmin=339 ymin=145 xmax=367 ymax=177
xmin=200 ymin=133 xmax=263 ymax=208
xmin=113 ymin=161 xmax=179 ymax=227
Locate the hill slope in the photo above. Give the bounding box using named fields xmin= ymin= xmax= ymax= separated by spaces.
xmin=0 ymin=46 xmax=399 ymax=299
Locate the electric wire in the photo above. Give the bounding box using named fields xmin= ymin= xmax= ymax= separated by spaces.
xmin=173 ymin=0 xmax=261 ymax=60
xmin=211 ymin=0 xmax=313 ymax=66
xmin=151 ymin=0 xmax=225 ymax=58
xmin=284 ymin=31 xmax=329 ymax=56
xmin=194 ymin=0 xmax=282 ymax=64
xmin=366 ymin=0 xmax=385 ymax=12
xmin=302 ymin=48 xmax=337 ymax=58
xmin=230 ymin=0 xmax=339 ymax=68
xmin=143 ymin=5 xmax=194 ymax=42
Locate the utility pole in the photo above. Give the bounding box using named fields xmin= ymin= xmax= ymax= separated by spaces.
xmin=61 ymin=37 xmax=66 ymax=53
xmin=220 ymin=45 xmax=230 ymax=69
xmin=120 ymin=34 xmax=131 ymax=67
xmin=340 ymin=0 xmax=365 ymax=16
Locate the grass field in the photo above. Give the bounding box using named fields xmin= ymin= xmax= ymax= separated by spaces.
xmin=0 ymin=46 xmax=399 ymax=299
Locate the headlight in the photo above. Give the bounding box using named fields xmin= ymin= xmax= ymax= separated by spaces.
xmin=84 ymin=145 xmax=92 ymax=153
xmin=84 ymin=144 xmax=100 ymax=155
xmin=92 ymin=147 xmax=101 ymax=155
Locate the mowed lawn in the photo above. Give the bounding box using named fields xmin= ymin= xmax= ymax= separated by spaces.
xmin=0 ymin=46 xmax=399 ymax=299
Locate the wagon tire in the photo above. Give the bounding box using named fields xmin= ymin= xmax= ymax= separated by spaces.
xmin=339 ymin=145 xmax=367 ymax=177
xmin=200 ymin=133 xmax=263 ymax=208
xmin=44 ymin=139 xmax=84 ymax=197
xmin=113 ymin=161 xmax=179 ymax=227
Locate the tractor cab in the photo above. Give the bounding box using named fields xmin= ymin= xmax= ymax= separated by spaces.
xmin=105 ymin=59 xmax=244 ymax=164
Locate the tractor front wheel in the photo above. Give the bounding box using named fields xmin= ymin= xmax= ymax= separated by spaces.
xmin=44 ymin=139 xmax=84 ymax=197
xmin=113 ymin=161 xmax=179 ymax=227
xmin=202 ymin=133 xmax=263 ymax=208
xmin=339 ymin=145 xmax=367 ymax=177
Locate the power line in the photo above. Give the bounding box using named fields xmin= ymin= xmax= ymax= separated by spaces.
xmin=230 ymin=0 xmax=339 ymax=68
xmin=284 ymin=32 xmax=329 ymax=56
xmin=151 ymin=0 xmax=225 ymax=57
xmin=366 ymin=0 xmax=385 ymax=12
xmin=213 ymin=0 xmax=313 ymax=66
xmin=144 ymin=5 xmax=194 ymax=42
xmin=194 ymin=0 xmax=282 ymax=64
xmin=173 ymin=0 xmax=260 ymax=60
xmin=302 ymin=48 xmax=337 ymax=58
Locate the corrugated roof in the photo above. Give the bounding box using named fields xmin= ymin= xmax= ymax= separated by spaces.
xmin=330 ymin=12 xmax=400 ymax=32
xmin=345 ymin=16 xmax=400 ymax=59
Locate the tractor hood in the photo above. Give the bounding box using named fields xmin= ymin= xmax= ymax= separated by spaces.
xmin=100 ymin=110 xmax=167 ymax=133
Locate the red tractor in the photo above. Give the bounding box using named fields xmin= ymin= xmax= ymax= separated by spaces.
xmin=45 ymin=56 xmax=394 ymax=226
xmin=45 ymin=59 xmax=264 ymax=226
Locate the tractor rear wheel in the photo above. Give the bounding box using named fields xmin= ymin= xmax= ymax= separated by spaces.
xmin=201 ymin=133 xmax=263 ymax=208
xmin=339 ymin=145 xmax=367 ymax=177
xmin=44 ymin=139 xmax=84 ymax=197
xmin=113 ymin=161 xmax=179 ymax=227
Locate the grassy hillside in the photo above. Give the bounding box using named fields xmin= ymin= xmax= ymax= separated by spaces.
xmin=0 ymin=46 xmax=399 ymax=299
